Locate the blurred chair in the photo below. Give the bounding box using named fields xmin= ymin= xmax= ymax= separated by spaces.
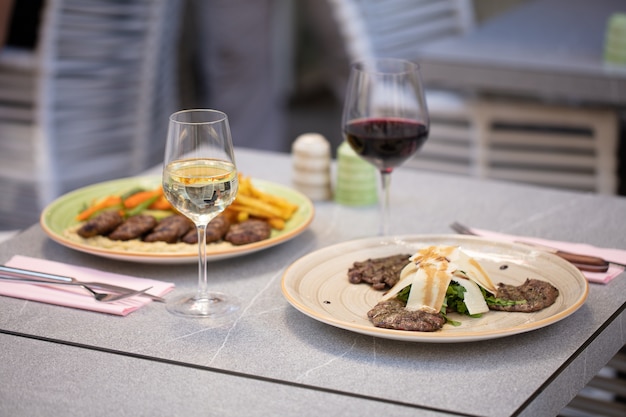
xmin=334 ymin=0 xmax=474 ymax=58
xmin=0 ymin=0 xmax=182 ymax=230
xmin=326 ymin=0 xmax=477 ymax=176
xmin=473 ymin=99 xmax=619 ymax=194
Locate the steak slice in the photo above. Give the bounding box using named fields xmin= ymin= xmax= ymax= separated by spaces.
xmin=108 ymin=214 xmax=157 ymax=241
xmin=348 ymin=254 xmax=411 ymax=290
xmin=368 ymin=298 xmax=446 ymax=332
xmin=205 ymin=215 xmax=231 ymax=242
xmin=144 ymin=215 xmax=193 ymax=243
xmin=77 ymin=210 xmax=124 ymax=238
xmin=182 ymin=214 xmax=231 ymax=244
xmin=489 ymin=278 xmax=559 ymax=312
xmin=224 ymin=219 xmax=271 ymax=245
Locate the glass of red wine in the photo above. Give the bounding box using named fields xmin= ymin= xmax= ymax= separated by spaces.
xmin=342 ymin=58 xmax=430 ymax=235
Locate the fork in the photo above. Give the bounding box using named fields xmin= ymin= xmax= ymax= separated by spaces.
xmin=450 ymin=221 xmax=475 ymax=236
xmin=0 ymin=275 xmax=152 ymax=303
xmin=0 ymin=265 xmax=164 ymax=302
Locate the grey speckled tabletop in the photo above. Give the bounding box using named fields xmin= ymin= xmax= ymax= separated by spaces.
xmin=1 ymin=148 xmax=625 ymax=417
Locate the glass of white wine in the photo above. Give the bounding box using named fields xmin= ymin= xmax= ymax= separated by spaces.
xmin=162 ymin=109 xmax=239 ymax=319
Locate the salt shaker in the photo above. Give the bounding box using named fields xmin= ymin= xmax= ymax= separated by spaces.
xmin=291 ymin=133 xmax=332 ymax=201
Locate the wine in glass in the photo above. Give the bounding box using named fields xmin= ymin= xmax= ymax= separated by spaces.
xmin=342 ymin=58 xmax=430 ymax=236
xmin=162 ymin=109 xmax=239 ymax=319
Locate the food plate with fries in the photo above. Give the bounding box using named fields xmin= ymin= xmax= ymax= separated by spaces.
xmin=40 ymin=175 xmax=314 ymax=264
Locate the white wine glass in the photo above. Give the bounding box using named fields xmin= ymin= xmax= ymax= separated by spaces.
xmin=162 ymin=109 xmax=239 ymax=319
xmin=342 ymin=58 xmax=430 ymax=236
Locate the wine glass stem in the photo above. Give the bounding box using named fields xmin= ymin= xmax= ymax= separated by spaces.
xmin=379 ymin=171 xmax=391 ymax=236
xmin=196 ymin=223 xmax=208 ymax=299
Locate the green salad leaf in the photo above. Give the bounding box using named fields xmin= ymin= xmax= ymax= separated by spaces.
xmin=446 ymin=281 xmax=483 ymax=318
xmin=393 ymin=281 xmax=524 ymax=326
xmin=480 ymin=287 xmax=526 ymax=307
xmin=395 ymin=285 xmax=411 ymax=303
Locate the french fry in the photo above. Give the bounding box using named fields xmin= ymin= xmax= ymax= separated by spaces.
xmin=238 ymin=174 xmax=253 ymax=194
xmin=235 ymin=194 xmax=285 ymax=219
xmin=229 ymin=174 xmax=299 ymax=231
xmin=229 ymin=206 xmax=285 ymax=230
xmin=236 ymin=210 xmax=249 ymax=223
xmin=228 ymin=203 xmax=276 ymax=220
xmin=245 ymin=178 xmax=298 ymax=213
xmin=267 ymin=218 xmax=286 ymax=230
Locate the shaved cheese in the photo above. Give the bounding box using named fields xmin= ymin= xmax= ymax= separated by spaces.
xmin=405 ymin=264 xmax=452 ymax=313
xmin=380 ymin=268 xmax=415 ymax=301
xmin=381 ymin=245 xmax=456 ymax=312
xmin=399 ymin=262 xmax=417 ymax=280
xmin=453 ymin=278 xmax=489 ymax=315
xmin=449 ymin=249 xmax=497 ymax=294
xmin=380 ymin=245 xmax=495 ymax=315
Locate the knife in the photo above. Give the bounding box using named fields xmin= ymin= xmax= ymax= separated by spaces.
xmin=513 ymin=241 xmax=613 ymax=272
xmin=0 ymin=265 xmax=165 ymax=302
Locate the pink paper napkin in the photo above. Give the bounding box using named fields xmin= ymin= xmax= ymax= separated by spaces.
xmin=0 ymin=255 xmax=175 ymax=315
xmin=469 ymin=228 xmax=626 ymax=284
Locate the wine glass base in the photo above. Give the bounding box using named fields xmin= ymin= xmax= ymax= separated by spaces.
xmin=166 ymin=292 xmax=240 ymax=320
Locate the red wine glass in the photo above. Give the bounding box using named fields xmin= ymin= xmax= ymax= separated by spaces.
xmin=342 ymin=58 xmax=430 ymax=235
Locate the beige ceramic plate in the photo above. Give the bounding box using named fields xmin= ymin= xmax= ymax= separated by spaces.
xmin=281 ymin=235 xmax=588 ymax=343
xmin=41 ymin=176 xmax=314 ymax=264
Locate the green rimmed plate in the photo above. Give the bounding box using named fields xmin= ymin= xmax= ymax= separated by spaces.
xmin=41 ymin=176 xmax=314 ymax=264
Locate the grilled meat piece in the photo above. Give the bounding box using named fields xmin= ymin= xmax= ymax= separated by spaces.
xmin=182 ymin=214 xmax=231 ymax=244
xmin=108 ymin=214 xmax=157 ymax=241
xmin=205 ymin=214 xmax=231 ymax=242
xmin=224 ymin=219 xmax=271 ymax=245
xmin=348 ymin=254 xmax=412 ymax=290
xmin=144 ymin=215 xmax=193 ymax=243
xmin=489 ymin=278 xmax=559 ymax=312
xmin=181 ymin=229 xmax=197 ymax=244
xmin=77 ymin=211 xmax=124 ymax=238
xmin=368 ymin=298 xmax=446 ymax=332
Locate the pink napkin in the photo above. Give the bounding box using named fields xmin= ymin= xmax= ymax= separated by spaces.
xmin=469 ymin=228 xmax=626 ymax=284
xmin=0 ymin=255 xmax=174 ymax=315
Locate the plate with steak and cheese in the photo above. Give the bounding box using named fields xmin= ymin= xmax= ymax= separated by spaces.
xmin=281 ymin=235 xmax=587 ymax=343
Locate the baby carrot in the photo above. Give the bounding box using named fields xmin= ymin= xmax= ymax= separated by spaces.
xmin=123 ymin=187 xmax=163 ymax=209
xmin=125 ymin=194 xmax=161 ymax=216
xmin=76 ymin=195 xmax=123 ymax=221
xmin=149 ymin=194 xmax=172 ymax=210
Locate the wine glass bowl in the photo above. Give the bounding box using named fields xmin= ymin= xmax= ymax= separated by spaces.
xmin=343 ymin=117 xmax=429 ymax=173
xmin=342 ymin=58 xmax=430 ymax=235
xmin=162 ymin=109 xmax=240 ymax=319
xmin=163 ymin=159 xmax=237 ymax=225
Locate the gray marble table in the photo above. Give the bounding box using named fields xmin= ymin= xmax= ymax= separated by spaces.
xmin=417 ymin=0 xmax=626 ymax=106
xmin=1 ymin=148 xmax=625 ymax=417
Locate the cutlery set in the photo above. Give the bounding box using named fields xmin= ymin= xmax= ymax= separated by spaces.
xmin=450 ymin=221 xmax=625 ymax=273
xmin=0 ymin=223 xmax=620 ymax=306
xmin=0 ymin=265 xmax=164 ymax=303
